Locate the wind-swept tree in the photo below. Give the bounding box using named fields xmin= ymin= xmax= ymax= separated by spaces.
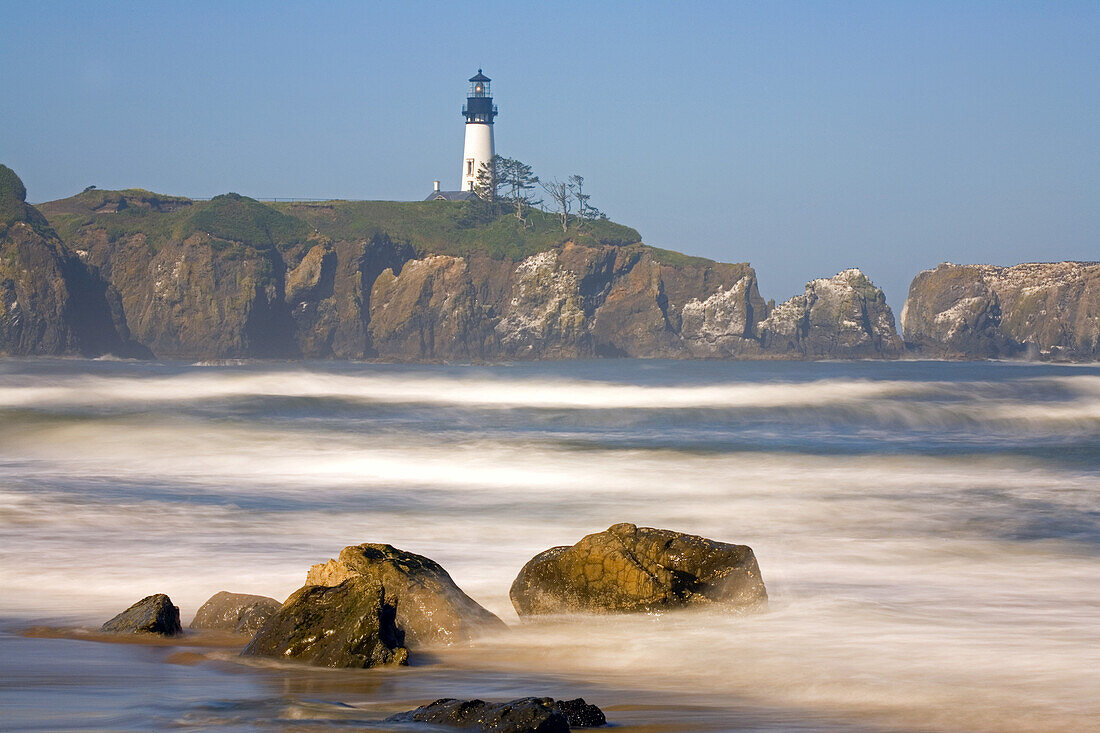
xmin=568 ymin=174 xmax=603 ymax=226
xmin=541 ymin=178 xmax=574 ymax=233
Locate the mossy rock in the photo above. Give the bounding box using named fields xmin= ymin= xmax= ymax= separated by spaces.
xmin=510 ymin=523 xmax=768 ymax=616
xmin=242 ymin=576 xmax=408 ymax=668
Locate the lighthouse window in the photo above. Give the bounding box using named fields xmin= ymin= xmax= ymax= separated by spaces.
xmin=466 ymin=159 xmax=474 ymax=175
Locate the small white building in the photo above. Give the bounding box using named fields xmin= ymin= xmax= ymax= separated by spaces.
xmin=426 ymin=70 xmax=497 ymax=201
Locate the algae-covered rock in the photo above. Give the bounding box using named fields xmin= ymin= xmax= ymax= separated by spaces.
xmin=757 ymin=268 xmax=903 ymax=358
xmin=189 ymin=591 xmax=280 ymax=635
xmin=100 ymin=593 xmax=182 ymax=636
xmin=510 ymin=523 xmax=767 ymax=616
xmin=902 ymin=262 xmax=1100 ymax=360
xmin=306 ymin=543 xmax=505 ymax=647
xmin=241 ymin=576 xmax=408 ymax=668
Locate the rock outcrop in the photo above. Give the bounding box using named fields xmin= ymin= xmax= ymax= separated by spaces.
xmin=902 ymin=262 xmax=1100 ymax=361
xmin=189 ymin=591 xmax=280 ymax=635
xmin=65 ymin=193 xmax=300 ymax=359
xmin=366 ymin=244 xmax=774 ymax=360
xmin=306 ymin=543 xmax=505 ymax=647
xmin=757 ymin=269 xmax=903 ymax=358
xmin=385 ymin=697 xmax=606 ymax=732
xmin=100 ymin=594 xmax=182 ymax=636
xmin=510 ymin=523 xmax=767 ymax=616
xmin=242 ymin=576 xmax=408 ymax=668
xmin=0 ymin=165 xmax=136 ymax=357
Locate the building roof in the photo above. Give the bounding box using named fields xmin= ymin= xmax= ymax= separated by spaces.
xmin=469 ymin=69 xmax=490 ymax=82
xmin=425 ymin=190 xmax=476 ymax=201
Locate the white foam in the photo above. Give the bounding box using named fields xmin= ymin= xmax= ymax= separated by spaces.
xmin=1 ymin=364 xmax=1098 ymax=732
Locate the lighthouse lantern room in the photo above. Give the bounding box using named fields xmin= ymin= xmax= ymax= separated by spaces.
xmin=461 ymin=69 xmax=497 ymax=191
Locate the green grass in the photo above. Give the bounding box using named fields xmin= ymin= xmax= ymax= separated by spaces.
xmin=643 ymin=245 xmax=715 ymax=267
xmin=277 ymin=200 xmax=641 ymax=261
xmin=42 ymin=191 xmax=311 ymax=256
xmin=39 ymin=188 xmax=679 ymax=266
xmin=185 ymin=193 xmax=311 ymax=251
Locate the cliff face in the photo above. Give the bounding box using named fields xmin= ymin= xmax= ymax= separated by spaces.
xmin=25 ymin=176 xmax=904 ymax=361
xmin=363 ymin=243 xmax=775 ymax=360
xmin=902 ymin=262 xmax=1100 ymax=360
xmin=67 ymin=192 xmax=302 ymax=359
xmin=0 ymin=166 xmax=135 ymax=357
xmin=286 ymin=236 xmax=416 ymax=359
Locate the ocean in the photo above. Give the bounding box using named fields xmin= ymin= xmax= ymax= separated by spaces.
xmin=1 ymin=358 xmax=1097 ymax=732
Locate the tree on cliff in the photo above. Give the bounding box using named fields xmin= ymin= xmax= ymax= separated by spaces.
xmin=500 ymin=158 xmax=540 ymax=226
xmin=569 ymin=175 xmax=603 ymax=227
xmin=542 ymin=175 xmax=602 ymax=233
xmin=472 ymin=155 xmax=502 ymax=208
xmin=472 ymin=156 xmax=540 ymax=226
xmin=541 ymin=178 xmax=573 ymax=232
xmin=465 ymin=156 xmax=503 ymax=225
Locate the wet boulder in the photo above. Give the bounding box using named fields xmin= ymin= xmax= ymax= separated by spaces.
xmin=555 ymin=698 xmax=607 ymax=728
xmin=305 ymin=543 xmax=505 ymax=647
xmin=100 ymin=593 xmax=182 ymax=636
xmin=241 ymin=576 xmax=408 ymax=668
xmin=510 ymin=523 xmax=767 ymax=616
xmin=385 ymin=696 xmax=606 ymax=732
xmin=189 ymin=591 xmax=280 ymax=635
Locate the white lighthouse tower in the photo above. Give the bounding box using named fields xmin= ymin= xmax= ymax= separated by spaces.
xmin=460 ymin=70 xmax=497 ymax=191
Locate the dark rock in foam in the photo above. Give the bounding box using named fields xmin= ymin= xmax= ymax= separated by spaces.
xmin=189 ymin=591 xmax=280 ymax=635
xmin=385 ymin=696 xmax=607 ymax=732
xmin=510 ymin=523 xmax=767 ymax=616
xmin=100 ymin=593 xmax=182 ymax=636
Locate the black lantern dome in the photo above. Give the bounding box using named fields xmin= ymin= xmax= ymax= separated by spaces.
xmin=463 ymin=69 xmax=498 ymax=124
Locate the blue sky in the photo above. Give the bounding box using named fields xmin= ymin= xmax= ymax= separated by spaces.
xmin=1 ymin=1 xmax=1096 ymax=307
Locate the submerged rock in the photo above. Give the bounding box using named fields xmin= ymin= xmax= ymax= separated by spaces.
xmin=510 ymin=523 xmax=767 ymax=616
xmin=241 ymin=576 xmax=408 ymax=668
xmin=305 ymin=543 xmax=505 ymax=647
xmin=189 ymin=591 xmax=280 ymax=635
xmin=100 ymin=593 xmax=182 ymax=636
xmin=385 ymin=696 xmax=606 ymax=732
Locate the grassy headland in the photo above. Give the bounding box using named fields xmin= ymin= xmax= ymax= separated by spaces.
xmin=39 ymin=188 xmax=652 ymax=265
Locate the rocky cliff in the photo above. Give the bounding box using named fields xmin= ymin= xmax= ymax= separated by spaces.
xmin=758 ymin=269 xmax=904 ymax=358
xmin=20 ymin=170 xmax=904 ymax=361
xmin=0 ymin=166 xmax=138 ymax=357
xmin=902 ymin=262 xmax=1100 ymax=361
